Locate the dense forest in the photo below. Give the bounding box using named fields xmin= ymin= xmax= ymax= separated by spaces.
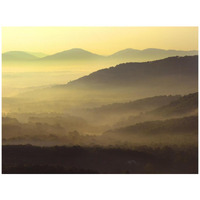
xmin=2 ymin=145 xmax=198 ymax=174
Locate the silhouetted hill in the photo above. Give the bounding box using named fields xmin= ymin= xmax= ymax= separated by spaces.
xmin=66 ymin=56 xmax=198 ymax=91
xmin=41 ymin=48 xmax=198 ymax=63
xmin=16 ymin=56 xmax=198 ymax=107
xmin=2 ymin=51 xmax=38 ymax=61
xmin=39 ymin=48 xmax=198 ymax=62
xmin=150 ymin=92 xmax=198 ymax=117
xmin=3 ymin=48 xmax=197 ymax=63
xmin=105 ymin=116 xmax=198 ymax=137
xmin=90 ymin=95 xmax=181 ymax=116
xmin=40 ymin=48 xmax=104 ymax=61
xmin=108 ymin=48 xmax=198 ymax=62
xmin=115 ymin=93 xmax=198 ymax=128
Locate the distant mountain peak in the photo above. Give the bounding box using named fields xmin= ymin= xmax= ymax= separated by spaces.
xmin=57 ymin=48 xmax=92 ymax=54
xmin=2 ymin=51 xmax=38 ymax=61
xmin=41 ymin=48 xmax=103 ymax=61
xmin=143 ymin=48 xmax=164 ymax=51
xmin=67 ymin=48 xmax=90 ymax=52
xmin=3 ymin=51 xmax=34 ymax=55
xmin=119 ymin=48 xmax=139 ymax=51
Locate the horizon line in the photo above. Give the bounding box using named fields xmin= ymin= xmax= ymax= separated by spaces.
xmin=2 ymin=47 xmax=198 ymax=56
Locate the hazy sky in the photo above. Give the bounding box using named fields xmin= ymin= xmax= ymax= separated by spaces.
xmin=2 ymin=27 xmax=198 ymax=55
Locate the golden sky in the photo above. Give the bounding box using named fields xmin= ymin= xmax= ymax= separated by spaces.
xmin=2 ymin=27 xmax=198 ymax=55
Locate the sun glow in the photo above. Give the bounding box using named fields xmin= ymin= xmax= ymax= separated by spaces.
xmin=2 ymin=27 xmax=198 ymax=55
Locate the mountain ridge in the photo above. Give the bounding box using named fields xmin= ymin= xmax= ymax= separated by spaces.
xmin=2 ymin=51 xmax=38 ymax=61
xmin=40 ymin=48 xmax=104 ymax=61
xmin=104 ymin=115 xmax=198 ymax=137
xmin=3 ymin=48 xmax=198 ymax=62
xmin=114 ymin=92 xmax=198 ymax=128
xmin=65 ymin=55 xmax=198 ymax=90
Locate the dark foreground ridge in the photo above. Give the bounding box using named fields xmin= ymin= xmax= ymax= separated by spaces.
xmin=2 ymin=145 xmax=198 ymax=174
xmin=66 ymin=55 xmax=198 ymax=89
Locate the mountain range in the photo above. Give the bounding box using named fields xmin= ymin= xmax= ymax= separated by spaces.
xmin=2 ymin=48 xmax=198 ymax=63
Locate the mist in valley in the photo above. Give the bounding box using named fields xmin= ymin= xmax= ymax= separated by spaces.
xmin=2 ymin=48 xmax=198 ymax=174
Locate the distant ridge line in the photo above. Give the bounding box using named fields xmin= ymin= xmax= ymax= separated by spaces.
xmin=2 ymin=48 xmax=198 ymax=61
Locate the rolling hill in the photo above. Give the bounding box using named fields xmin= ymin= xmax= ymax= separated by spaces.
xmin=150 ymin=92 xmax=198 ymax=117
xmin=40 ymin=48 xmax=104 ymax=61
xmin=15 ymin=56 xmax=198 ymax=108
xmin=39 ymin=48 xmax=198 ymax=63
xmin=65 ymin=56 xmax=198 ymax=91
xmin=3 ymin=48 xmax=198 ymax=63
xmin=105 ymin=116 xmax=198 ymax=137
xmin=89 ymin=95 xmax=181 ymax=116
xmin=108 ymin=48 xmax=198 ymax=62
xmin=115 ymin=92 xmax=198 ymax=128
xmin=2 ymin=51 xmax=38 ymax=61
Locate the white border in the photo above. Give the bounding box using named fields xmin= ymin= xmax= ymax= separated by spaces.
xmin=0 ymin=1 xmax=199 ymax=200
